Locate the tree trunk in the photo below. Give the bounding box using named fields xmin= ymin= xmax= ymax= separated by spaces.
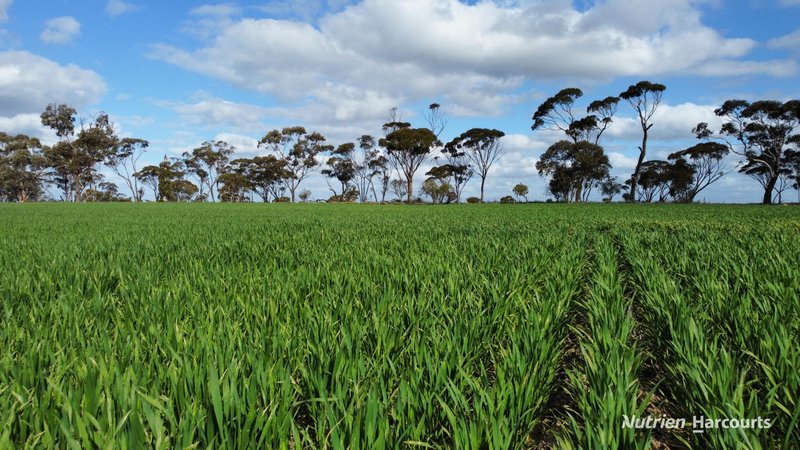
xmin=75 ymin=176 xmax=83 ymax=202
xmin=480 ymin=176 xmax=486 ymax=202
xmin=629 ymin=126 xmax=650 ymax=202
xmin=371 ymin=181 xmax=379 ymax=202
xmin=407 ymin=177 xmax=413 ymax=203
xmin=629 ymin=149 xmax=646 ymax=202
xmin=763 ymin=174 xmax=778 ymax=204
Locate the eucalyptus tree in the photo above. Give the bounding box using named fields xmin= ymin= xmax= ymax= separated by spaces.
xmin=390 ymin=178 xmax=408 ymax=201
xmin=694 ymin=99 xmax=799 ymax=204
xmin=322 ymin=143 xmax=358 ymax=197
xmin=424 ymin=103 xmax=448 ymax=138
xmin=421 ymin=177 xmax=452 ymax=204
xmin=667 ymin=142 xmax=729 ymax=202
xmin=41 ymin=103 xmax=119 ymax=202
xmin=135 ymin=157 xmax=196 ymax=202
xmin=259 ymin=126 xmax=332 ymax=202
xmin=785 ymin=147 xmax=800 ymax=202
xmin=183 ymin=140 xmax=234 ymax=202
xmin=218 ymin=161 xmax=252 ymax=203
xmin=512 ymin=183 xmax=529 ymax=202
xmin=106 ymin=138 xmax=149 ymax=201
xmin=356 ymin=135 xmax=385 ymax=203
xmin=0 ymin=133 xmax=48 ymax=202
xmin=599 ymin=176 xmax=625 ymax=202
xmin=445 ymin=128 xmax=505 ymax=202
xmin=369 ymin=152 xmax=391 ymax=203
xmin=379 ymin=125 xmax=439 ymax=202
xmin=531 ymin=88 xmax=619 ymax=145
xmin=619 ymin=81 xmax=667 ymax=201
xmin=236 ymin=155 xmax=290 ymax=202
xmin=432 ymin=136 xmax=473 ymax=203
xmin=633 ymin=160 xmax=673 ymax=203
xmin=536 ymin=140 xmax=611 ymax=203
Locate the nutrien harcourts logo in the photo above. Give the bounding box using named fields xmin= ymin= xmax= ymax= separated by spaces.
xmin=622 ymin=415 xmax=772 ymax=434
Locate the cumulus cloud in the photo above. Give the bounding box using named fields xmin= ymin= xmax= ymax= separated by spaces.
xmin=0 ymin=51 xmax=106 ymax=115
xmin=106 ymin=0 xmax=139 ymax=17
xmin=150 ymin=0 xmax=795 ymax=141
xmin=0 ymin=51 xmax=106 ymax=137
xmin=157 ymin=92 xmax=267 ymax=131
xmin=606 ymin=102 xmax=723 ymax=141
xmin=607 ymin=152 xmax=639 ymax=171
xmin=213 ymin=132 xmax=261 ymax=157
xmin=40 ymin=16 xmax=80 ymax=44
xmin=0 ymin=113 xmax=57 ymax=143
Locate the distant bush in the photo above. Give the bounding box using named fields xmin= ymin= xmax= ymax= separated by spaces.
xmin=274 ymin=197 xmax=290 ymax=203
xmin=500 ymin=195 xmax=515 ymax=204
xmin=466 ymin=197 xmax=480 ymax=204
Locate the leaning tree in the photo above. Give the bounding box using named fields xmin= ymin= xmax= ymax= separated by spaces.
xmin=667 ymin=142 xmax=729 ymax=203
xmin=531 ymin=88 xmax=619 ymax=145
xmin=694 ymin=99 xmax=799 ymax=204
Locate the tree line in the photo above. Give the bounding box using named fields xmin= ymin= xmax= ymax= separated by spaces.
xmin=531 ymin=82 xmax=800 ymax=204
xmin=1 ymin=83 xmax=799 ymax=204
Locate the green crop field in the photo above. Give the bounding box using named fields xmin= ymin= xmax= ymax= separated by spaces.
xmin=1 ymin=203 xmax=799 ymax=449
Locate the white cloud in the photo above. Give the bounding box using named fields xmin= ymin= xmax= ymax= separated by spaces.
xmin=106 ymin=0 xmax=139 ymax=17
xmin=0 ymin=51 xmax=106 ymax=117
xmin=608 ymin=152 xmax=639 ymax=171
xmin=779 ymin=0 xmax=800 ymax=6
xmin=213 ymin=132 xmax=261 ymax=157
xmin=607 ymin=102 xmax=723 ymax=141
xmin=150 ymin=0 xmax=795 ymax=141
xmin=190 ymin=3 xmax=242 ymax=17
xmin=40 ymin=16 xmax=81 ymax=44
xmin=157 ymin=92 xmax=267 ymax=131
xmin=769 ymin=29 xmax=800 ymax=51
xmin=183 ymin=3 xmax=242 ymax=39
xmin=0 ymin=113 xmax=57 ymax=144
xmin=0 ymin=0 xmax=11 ymax=23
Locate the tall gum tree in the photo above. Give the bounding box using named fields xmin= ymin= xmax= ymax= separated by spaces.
xmin=694 ymin=99 xmax=799 ymax=204
xmin=619 ymin=81 xmax=666 ymax=202
xmin=531 ymin=88 xmax=619 ymax=145
xmin=445 ymin=128 xmax=505 ymax=203
xmin=106 ymin=138 xmax=149 ymax=202
xmin=0 ymin=133 xmax=47 ymax=202
xmin=667 ymin=142 xmax=729 ymax=203
xmin=182 ymin=140 xmax=234 ymax=202
xmin=259 ymin=126 xmax=332 ymax=202
xmin=41 ymin=103 xmax=119 ymax=202
xmin=380 ymin=126 xmax=438 ymax=203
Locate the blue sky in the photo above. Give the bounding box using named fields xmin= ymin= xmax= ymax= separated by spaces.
xmin=1 ymin=0 xmax=799 ymax=202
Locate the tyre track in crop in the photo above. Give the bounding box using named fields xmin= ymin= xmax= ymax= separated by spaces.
xmin=550 ymin=228 xmax=653 ymax=448
xmin=616 ymin=227 xmax=797 ymax=449
xmin=526 ymin=236 xmax=593 ymax=449
xmin=610 ymin=229 xmax=690 ymax=450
